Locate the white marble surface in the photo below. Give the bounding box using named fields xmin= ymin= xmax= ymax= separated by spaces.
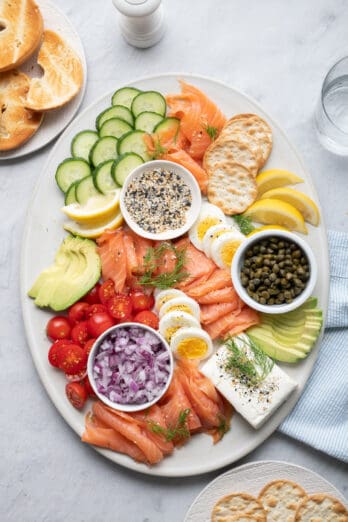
xmin=1 ymin=0 xmax=348 ymax=520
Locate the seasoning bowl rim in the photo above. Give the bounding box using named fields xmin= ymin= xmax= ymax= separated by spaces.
xmin=231 ymin=229 xmax=318 ymax=314
xmin=87 ymin=322 xmax=174 ymax=412
xmin=119 ymin=159 xmax=202 ymax=241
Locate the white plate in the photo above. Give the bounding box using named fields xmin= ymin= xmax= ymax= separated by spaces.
xmin=0 ymin=0 xmax=87 ymax=160
xmin=20 ymin=73 xmax=329 ymax=477
xmin=185 ymin=460 xmax=347 ymax=521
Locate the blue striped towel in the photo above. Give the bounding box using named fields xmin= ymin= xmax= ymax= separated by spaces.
xmin=279 ymin=230 xmax=348 ymax=462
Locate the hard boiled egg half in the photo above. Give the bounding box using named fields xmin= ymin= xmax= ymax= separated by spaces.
xmin=210 ymin=230 xmax=245 ymax=269
xmin=170 ymin=327 xmax=213 ymax=361
xmin=154 ymin=289 xmax=186 ymax=311
xmin=189 ymin=202 xmax=226 ymax=250
xmin=159 ymin=311 xmax=200 ymax=342
xmin=159 ymin=296 xmax=200 ymax=321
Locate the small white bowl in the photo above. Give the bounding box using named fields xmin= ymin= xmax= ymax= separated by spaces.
xmin=120 ymin=159 xmax=202 ymax=241
xmin=87 ymin=323 xmax=174 ymax=412
xmin=231 ymin=230 xmax=318 ymax=314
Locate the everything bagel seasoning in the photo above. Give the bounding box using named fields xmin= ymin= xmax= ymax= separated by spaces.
xmin=124 ymin=167 xmax=192 ymax=233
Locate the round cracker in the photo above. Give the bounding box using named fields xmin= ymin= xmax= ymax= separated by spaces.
xmin=207 ymin=162 xmax=257 ymax=215
xmin=204 ymin=135 xmax=259 ymax=177
xmin=230 ymin=516 xmax=259 ymax=522
xmin=258 ymin=479 xmax=307 ymax=521
xmin=225 ymin=114 xmax=272 ymax=168
xmin=212 ymin=492 xmax=267 ymax=522
xmin=218 ymin=118 xmax=264 ymax=167
xmin=295 ymin=493 xmax=348 ymax=522
xmin=0 ymin=70 xmax=43 ymax=151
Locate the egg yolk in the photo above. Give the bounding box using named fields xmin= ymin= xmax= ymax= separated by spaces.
xmin=158 ymin=294 xmax=177 ymax=309
xmin=220 ymin=240 xmax=243 ymax=267
xmin=176 ymin=337 xmax=208 ymax=359
xmin=197 ymin=217 xmax=222 ymax=241
xmin=209 ymin=228 xmax=231 ymax=241
xmin=164 ymin=325 xmax=181 ymax=342
xmin=166 ymin=304 xmax=193 ymax=315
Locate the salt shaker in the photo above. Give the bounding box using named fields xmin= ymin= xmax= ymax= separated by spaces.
xmin=112 ymin=0 xmax=165 ymax=49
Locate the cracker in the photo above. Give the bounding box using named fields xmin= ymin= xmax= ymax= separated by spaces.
xmin=204 ymin=136 xmax=259 ymax=177
xmin=218 ymin=119 xmax=263 ymax=168
xmin=224 ymin=114 xmax=272 ymax=168
xmin=0 ymin=70 xmax=43 ymax=151
xmin=230 ymin=516 xmax=259 ymax=521
xmin=295 ymin=493 xmax=348 ymax=522
xmin=212 ymin=492 xmax=267 ymax=522
xmin=207 ymin=162 xmax=257 ymax=215
xmin=258 ymin=479 xmax=307 ymax=521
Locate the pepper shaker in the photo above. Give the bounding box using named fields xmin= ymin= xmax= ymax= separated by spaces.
xmin=112 ymin=0 xmax=165 ymax=49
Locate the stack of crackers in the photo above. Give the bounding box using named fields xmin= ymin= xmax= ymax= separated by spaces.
xmin=211 ymin=479 xmax=348 ymax=521
xmin=203 ymin=114 xmax=273 ymax=215
xmin=0 ymin=0 xmax=83 ymax=151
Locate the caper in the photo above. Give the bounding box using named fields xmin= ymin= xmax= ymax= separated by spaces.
xmin=259 ymin=297 xmax=266 ymax=305
xmin=268 ymin=298 xmax=275 ymax=305
xmin=286 ymin=272 xmax=293 ymax=280
xmin=248 ymin=282 xmax=255 ymax=291
xmin=253 ymin=278 xmax=260 ymax=286
xmin=269 ymin=273 xmax=277 ymax=282
xmin=293 ymin=249 xmax=301 ymax=258
xmin=264 ymin=278 xmax=271 ymax=287
xmin=241 ymin=276 xmax=248 ymax=287
xmin=284 ymin=290 xmax=292 ymax=299
xmin=244 ymin=259 xmax=251 ymax=267
xmin=273 ymin=264 xmax=280 ymax=273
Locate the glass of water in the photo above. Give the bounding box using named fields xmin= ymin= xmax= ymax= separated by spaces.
xmin=315 ymin=56 xmax=348 ymax=155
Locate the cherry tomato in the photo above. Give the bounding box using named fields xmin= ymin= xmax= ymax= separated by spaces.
xmin=71 ymin=321 xmax=89 ymax=345
xmin=68 ymin=302 xmax=89 ymax=325
xmin=65 ymin=369 xmax=87 ymax=383
xmin=84 ymin=338 xmax=96 ymax=357
xmin=65 ymin=382 xmax=87 ymax=409
xmin=129 ymin=289 xmax=154 ymax=313
xmin=83 ymin=283 xmax=101 ymax=305
xmin=133 ymin=310 xmax=159 ymax=329
xmin=46 ymin=316 xmax=71 ymax=341
xmin=83 ymin=376 xmax=97 ymax=397
xmin=87 ymin=312 xmax=114 ymax=338
xmin=57 ymin=343 xmax=87 ymax=375
xmin=85 ymin=303 xmax=107 ymax=318
xmin=98 ymin=280 xmax=115 ymax=305
xmin=48 ymin=339 xmax=75 ymax=368
xmin=107 ymin=294 xmax=132 ymax=321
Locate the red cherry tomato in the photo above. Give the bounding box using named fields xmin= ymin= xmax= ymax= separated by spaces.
xmin=84 ymin=338 xmax=96 ymax=357
xmin=87 ymin=312 xmax=114 ymax=338
xmin=65 ymin=382 xmax=87 ymax=409
xmin=129 ymin=289 xmax=154 ymax=313
xmin=48 ymin=339 xmax=75 ymax=368
xmin=46 ymin=316 xmax=71 ymax=341
xmin=133 ymin=310 xmax=159 ymax=329
xmin=85 ymin=303 xmax=107 ymax=318
xmin=83 ymin=283 xmax=101 ymax=305
xmin=98 ymin=280 xmax=116 ymax=305
xmin=68 ymin=302 xmax=89 ymax=325
xmin=57 ymin=343 xmax=87 ymax=375
xmin=107 ymin=294 xmax=132 ymax=321
xmin=65 ymin=369 xmax=87 ymax=382
xmin=83 ymin=376 xmax=97 ymax=397
xmin=71 ymin=321 xmax=89 ymax=345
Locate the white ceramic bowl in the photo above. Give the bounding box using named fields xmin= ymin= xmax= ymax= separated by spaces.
xmin=120 ymin=159 xmax=202 ymax=241
xmin=87 ymin=322 xmax=174 ymax=412
xmin=231 ymin=230 xmax=318 ymax=314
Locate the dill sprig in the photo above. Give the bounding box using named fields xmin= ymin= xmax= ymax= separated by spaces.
xmin=152 ymin=136 xmax=168 ymax=159
xmin=206 ymin=125 xmax=219 ymax=140
xmin=224 ymin=335 xmax=274 ymax=385
xmin=232 ymin=214 xmax=255 ymax=235
xmin=147 ymin=408 xmax=191 ymax=442
xmin=139 ymin=242 xmax=188 ymax=289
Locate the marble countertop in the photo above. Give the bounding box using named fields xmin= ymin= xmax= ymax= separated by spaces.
xmin=1 ymin=0 xmax=347 ymax=520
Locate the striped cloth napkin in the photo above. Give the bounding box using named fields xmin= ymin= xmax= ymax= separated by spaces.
xmin=279 ymin=230 xmax=348 ymax=462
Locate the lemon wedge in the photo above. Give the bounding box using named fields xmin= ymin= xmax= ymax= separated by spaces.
xmin=62 ymin=189 xmax=121 ymax=224
xmin=247 ymin=225 xmax=287 ymax=237
xmin=260 ymin=187 xmax=320 ymax=226
xmin=244 ymin=199 xmax=308 ymax=234
xmin=256 ymin=169 xmax=304 ymax=196
xmin=64 ymin=210 xmax=123 ymax=238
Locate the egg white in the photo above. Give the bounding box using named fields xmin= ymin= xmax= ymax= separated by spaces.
xmin=170 ymin=327 xmax=213 ymax=361
xmin=159 ymin=296 xmax=201 ymax=321
xmin=159 ymin=311 xmax=200 ymax=342
xmin=210 ymin=230 xmax=245 ymax=269
xmin=188 ymin=202 xmax=226 ymax=251
xmin=202 ymin=223 xmax=234 ymax=258
xmin=154 ymin=288 xmax=186 ymax=311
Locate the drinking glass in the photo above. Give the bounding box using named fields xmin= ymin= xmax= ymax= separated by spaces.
xmin=315 ymin=56 xmax=348 ymax=155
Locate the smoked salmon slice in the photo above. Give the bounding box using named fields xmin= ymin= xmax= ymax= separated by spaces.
xmin=162 ymin=149 xmax=208 ymax=194
xmin=132 ymin=405 xmax=174 ymax=456
xmin=123 ymin=232 xmax=138 ymax=279
xmin=200 ymin=302 xmax=241 ymax=325
xmin=96 ymin=229 xmax=127 ymax=292
xmin=125 ymin=229 xmax=153 ymax=275
xmin=186 ymin=269 xmax=232 ymax=299
xmin=175 ymin=238 xmax=216 ymax=287
xmin=204 ymin=306 xmax=260 ymax=340
xmin=196 ymin=287 xmax=240 ymax=305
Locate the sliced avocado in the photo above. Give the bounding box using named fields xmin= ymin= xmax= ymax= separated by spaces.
xmin=248 ymin=331 xmax=305 ymax=362
xmin=28 ymin=236 xmax=101 ymax=311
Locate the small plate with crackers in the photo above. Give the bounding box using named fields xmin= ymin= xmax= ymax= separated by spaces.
xmin=185 ymin=460 xmax=347 ymax=521
xmin=0 ymin=0 xmax=86 ymax=159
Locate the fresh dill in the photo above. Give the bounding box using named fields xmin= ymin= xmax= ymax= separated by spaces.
xmin=216 ymin=415 xmax=229 ymax=437
xmin=152 ymin=137 xmax=168 ymax=158
xmin=139 ymin=242 xmax=188 ymax=289
xmin=206 ymin=125 xmax=219 ymax=140
xmin=233 ymin=214 xmax=255 ymax=235
xmin=224 ymin=335 xmax=274 ymax=385
xmin=147 ymin=408 xmax=191 ymax=442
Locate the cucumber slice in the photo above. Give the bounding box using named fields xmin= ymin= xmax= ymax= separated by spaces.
xmin=96 ymin=105 xmax=134 ymax=130
xmin=75 ymin=175 xmax=101 ymax=205
xmin=64 ymin=181 xmax=79 ymax=205
xmin=112 ymin=153 xmax=144 ymax=186
xmin=117 ymin=130 xmax=151 ymax=161
xmin=99 ymin=117 xmax=133 ymax=139
xmin=112 ymin=87 xmax=141 ymax=109
xmin=55 ymin=158 xmax=91 ymax=193
xmin=131 ymin=91 xmax=166 ymax=118
xmin=135 ymin=112 xmax=163 ymax=133
xmin=89 ymin=136 xmax=118 ymax=167
xmin=71 ymin=130 xmax=99 ymax=162
xmin=94 ymin=160 xmax=119 ymax=193
xmin=153 ymin=117 xmax=180 ymax=135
